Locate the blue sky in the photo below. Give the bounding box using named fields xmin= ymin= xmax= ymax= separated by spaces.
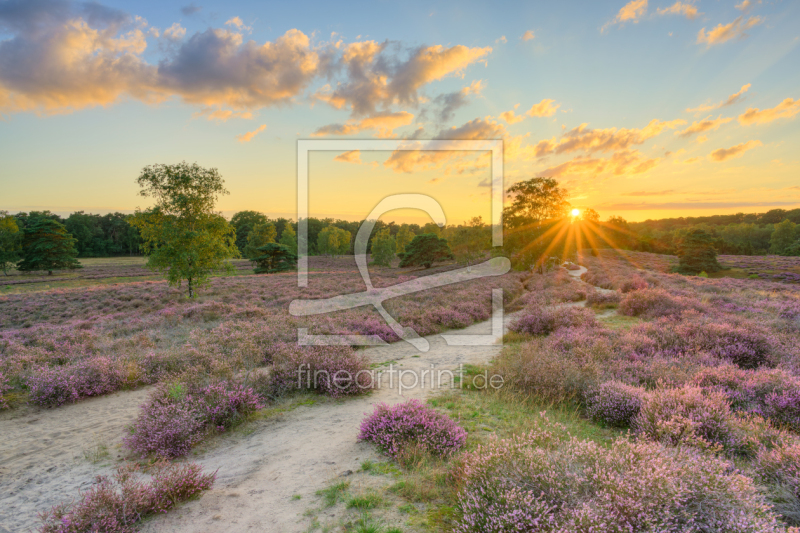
xmin=0 ymin=0 xmax=798 ymax=223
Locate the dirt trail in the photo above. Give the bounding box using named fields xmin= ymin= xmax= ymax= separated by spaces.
xmin=0 ymin=313 xmax=516 ymax=533
xmin=0 ymin=388 xmax=152 ymax=533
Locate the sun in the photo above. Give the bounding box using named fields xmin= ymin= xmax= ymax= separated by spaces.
xmin=571 ymin=208 xmax=581 ymax=217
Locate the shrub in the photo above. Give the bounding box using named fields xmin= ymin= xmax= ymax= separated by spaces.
xmin=124 ymin=380 xmax=263 ymax=458
xmin=619 ymin=288 xmax=693 ymax=318
xmin=270 ymin=343 xmax=373 ymax=398
xmin=586 ymin=380 xmax=646 ymax=427
xmin=509 ymin=305 xmax=598 ymax=336
xmin=633 ymin=384 xmax=735 ymax=451
xmin=358 ymin=399 xmax=467 ymax=460
xmin=27 ymin=357 xmax=126 ymax=407
xmin=39 ymin=461 xmax=215 ymax=533
xmin=585 ymin=289 xmax=622 ymax=308
xmin=619 ymin=274 xmax=649 ymax=293
xmin=455 ymin=427 xmax=785 ymax=532
xmin=0 ymin=371 xmax=9 ymax=409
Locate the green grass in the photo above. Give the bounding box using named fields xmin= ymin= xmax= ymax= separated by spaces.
xmin=360 ymin=459 xmax=401 ymax=476
xmin=346 ymin=492 xmax=384 ymax=510
xmin=316 ymin=480 xmax=350 ymax=507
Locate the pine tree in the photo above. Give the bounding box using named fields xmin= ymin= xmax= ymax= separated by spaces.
xmin=677 ymin=229 xmax=721 ymax=275
xmin=254 ymin=243 xmax=297 ymax=273
xmin=17 ymin=217 xmax=81 ymax=275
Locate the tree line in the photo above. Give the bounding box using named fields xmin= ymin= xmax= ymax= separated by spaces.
xmin=611 ymin=209 xmax=800 ymax=256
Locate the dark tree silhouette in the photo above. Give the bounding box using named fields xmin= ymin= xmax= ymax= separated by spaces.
xmin=399 ymin=234 xmax=454 ymax=269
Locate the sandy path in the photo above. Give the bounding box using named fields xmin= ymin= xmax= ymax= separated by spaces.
xmin=0 ymin=388 xmax=152 ymax=533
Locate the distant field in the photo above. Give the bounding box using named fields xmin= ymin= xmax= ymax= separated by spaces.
xmin=0 ymin=257 xmax=254 ymax=294
xmin=718 ymin=254 xmax=800 ymax=284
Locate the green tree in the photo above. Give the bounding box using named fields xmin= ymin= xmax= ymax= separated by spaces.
xmin=677 ymin=229 xmax=721 ymax=274
xmin=503 ymin=177 xmax=570 ymax=229
xmin=421 ymin=222 xmax=442 ymax=236
xmin=370 ymin=228 xmax=395 ymax=267
xmin=317 ymin=226 xmax=351 ymax=257
xmin=17 ymin=217 xmax=81 ymax=275
xmin=399 ymin=234 xmax=454 ymax=269
xmin=254 ymin=243 xmax=297 ymax=274
xmin=770 ymin=219 xmax=798 ymax=255
xmin=65 ymin=211 xmax=104 ymax=256
xmin=230 ymin=211 xmax=270 ymax=254
xmin=129 ymin=162 xmax=239 ymax=298
xmin=0 ymin=211 xmax=22 ymax=275
xmin=395 ymin=225 xmax=415 ymax=255
xmin=243 ymin=222 xmax=277 ymax=263
xmin=279 ymin=223 xmax=298 ymax=254
xmin=448 ymin=216 xmax=490 ymax=267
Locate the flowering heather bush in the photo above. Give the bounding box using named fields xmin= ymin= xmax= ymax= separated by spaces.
xmin=585 ymin=288 xmax=622 ymax=307
xmin=124 ymin=380 xmax=262 ymax=458
xmin=27 ymin=357 xmax=126 ymax=407
xmin=0 ymin=370 xmax=10 ymax=408
xmin=692 ymin=365 xmax=800 ymax=430
xmin=455 ymin=426 xmax=787 ymax=533
xmin=633 ymin=384 xmax=737 ymax=451
xmin=509 ymin=305 xmax=598 ymax=336
xmin=269 ymin=342 xmax=372 ymax=398
xmin=358 ymin=399 xmax=467 ymax=460
xmin=619 ymin=274 xmax=649 ymax=293
xmin=586 ymin=380 xmax=646 ymax=427
xmin=39 ymin=461 xmax=215 ymax=533
xmin=619 ymin=288 xmax=699 ymax=318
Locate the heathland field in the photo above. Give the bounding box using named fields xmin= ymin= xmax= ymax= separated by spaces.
xmin=3 ymin=251 xmax=800 ymax=532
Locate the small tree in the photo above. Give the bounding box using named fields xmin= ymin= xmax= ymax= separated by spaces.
xmin=677 ymin=229 xmax=721 ymax=275
xmin=370 ymin=228 xmax=395 ymax=267
xmin=130 ymin=162 xmax=239 ymax=298
xmin=254 ymin=243 xmax=297 ymax=274
xmin=0 ymin=211 xmax=22 ymax=275
xmin=770 ymin=219 xmax=798 ymax=255
xmin=243 ymin=222 xmax=277 ymax=264
xmin=399 ymin=234 xmax=454 ymax=269
xmin=279 ymin=223 xmax=298 ymax=255
xmin=395 ymin=225 xmax=414 ymax=255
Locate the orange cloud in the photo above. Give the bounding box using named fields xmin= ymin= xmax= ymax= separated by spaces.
xmin=192 ymin=108 xmax=254 ymax=121
xmin=532 ymin=118 xmax=685 ymax=157
xmin=686 ymin=84 xmax=751 ymax=114
xmin=318 ymin=42 xmax=491 ymax=117
xmin=708 ymin=140 xmax=762 ymax=161
xmin=738 ymin=98 xmax=800 ymax=125
xmin=521 ymin=30 xmax=535 ymax=41
xmin=603 ymin=0 xmax=648 ymax=32
xmin=334 ymin=150 xmax=361 ymax=164
xmin=657 ymin=2 xmax=700 ymax=19
xmin=538 ymin=149 xmax=659 ymax=178
xmin=500 ymin=99 xmax=560 ymax=124
xmin=236 ymin=124 xmax=266 ymax=143
xmin=312 ymin=111 xmax=414 ymax=138
xmin=383 ymin=117 xmax=506 ymax=173
xmin=675 ymin=116 xmax=732 ymax=138
xmin=697 ymin=16 xmax=763 ymax=46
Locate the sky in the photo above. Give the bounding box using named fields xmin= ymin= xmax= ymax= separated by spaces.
xmin=0 ymin=0 xmax=798 ymax=225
